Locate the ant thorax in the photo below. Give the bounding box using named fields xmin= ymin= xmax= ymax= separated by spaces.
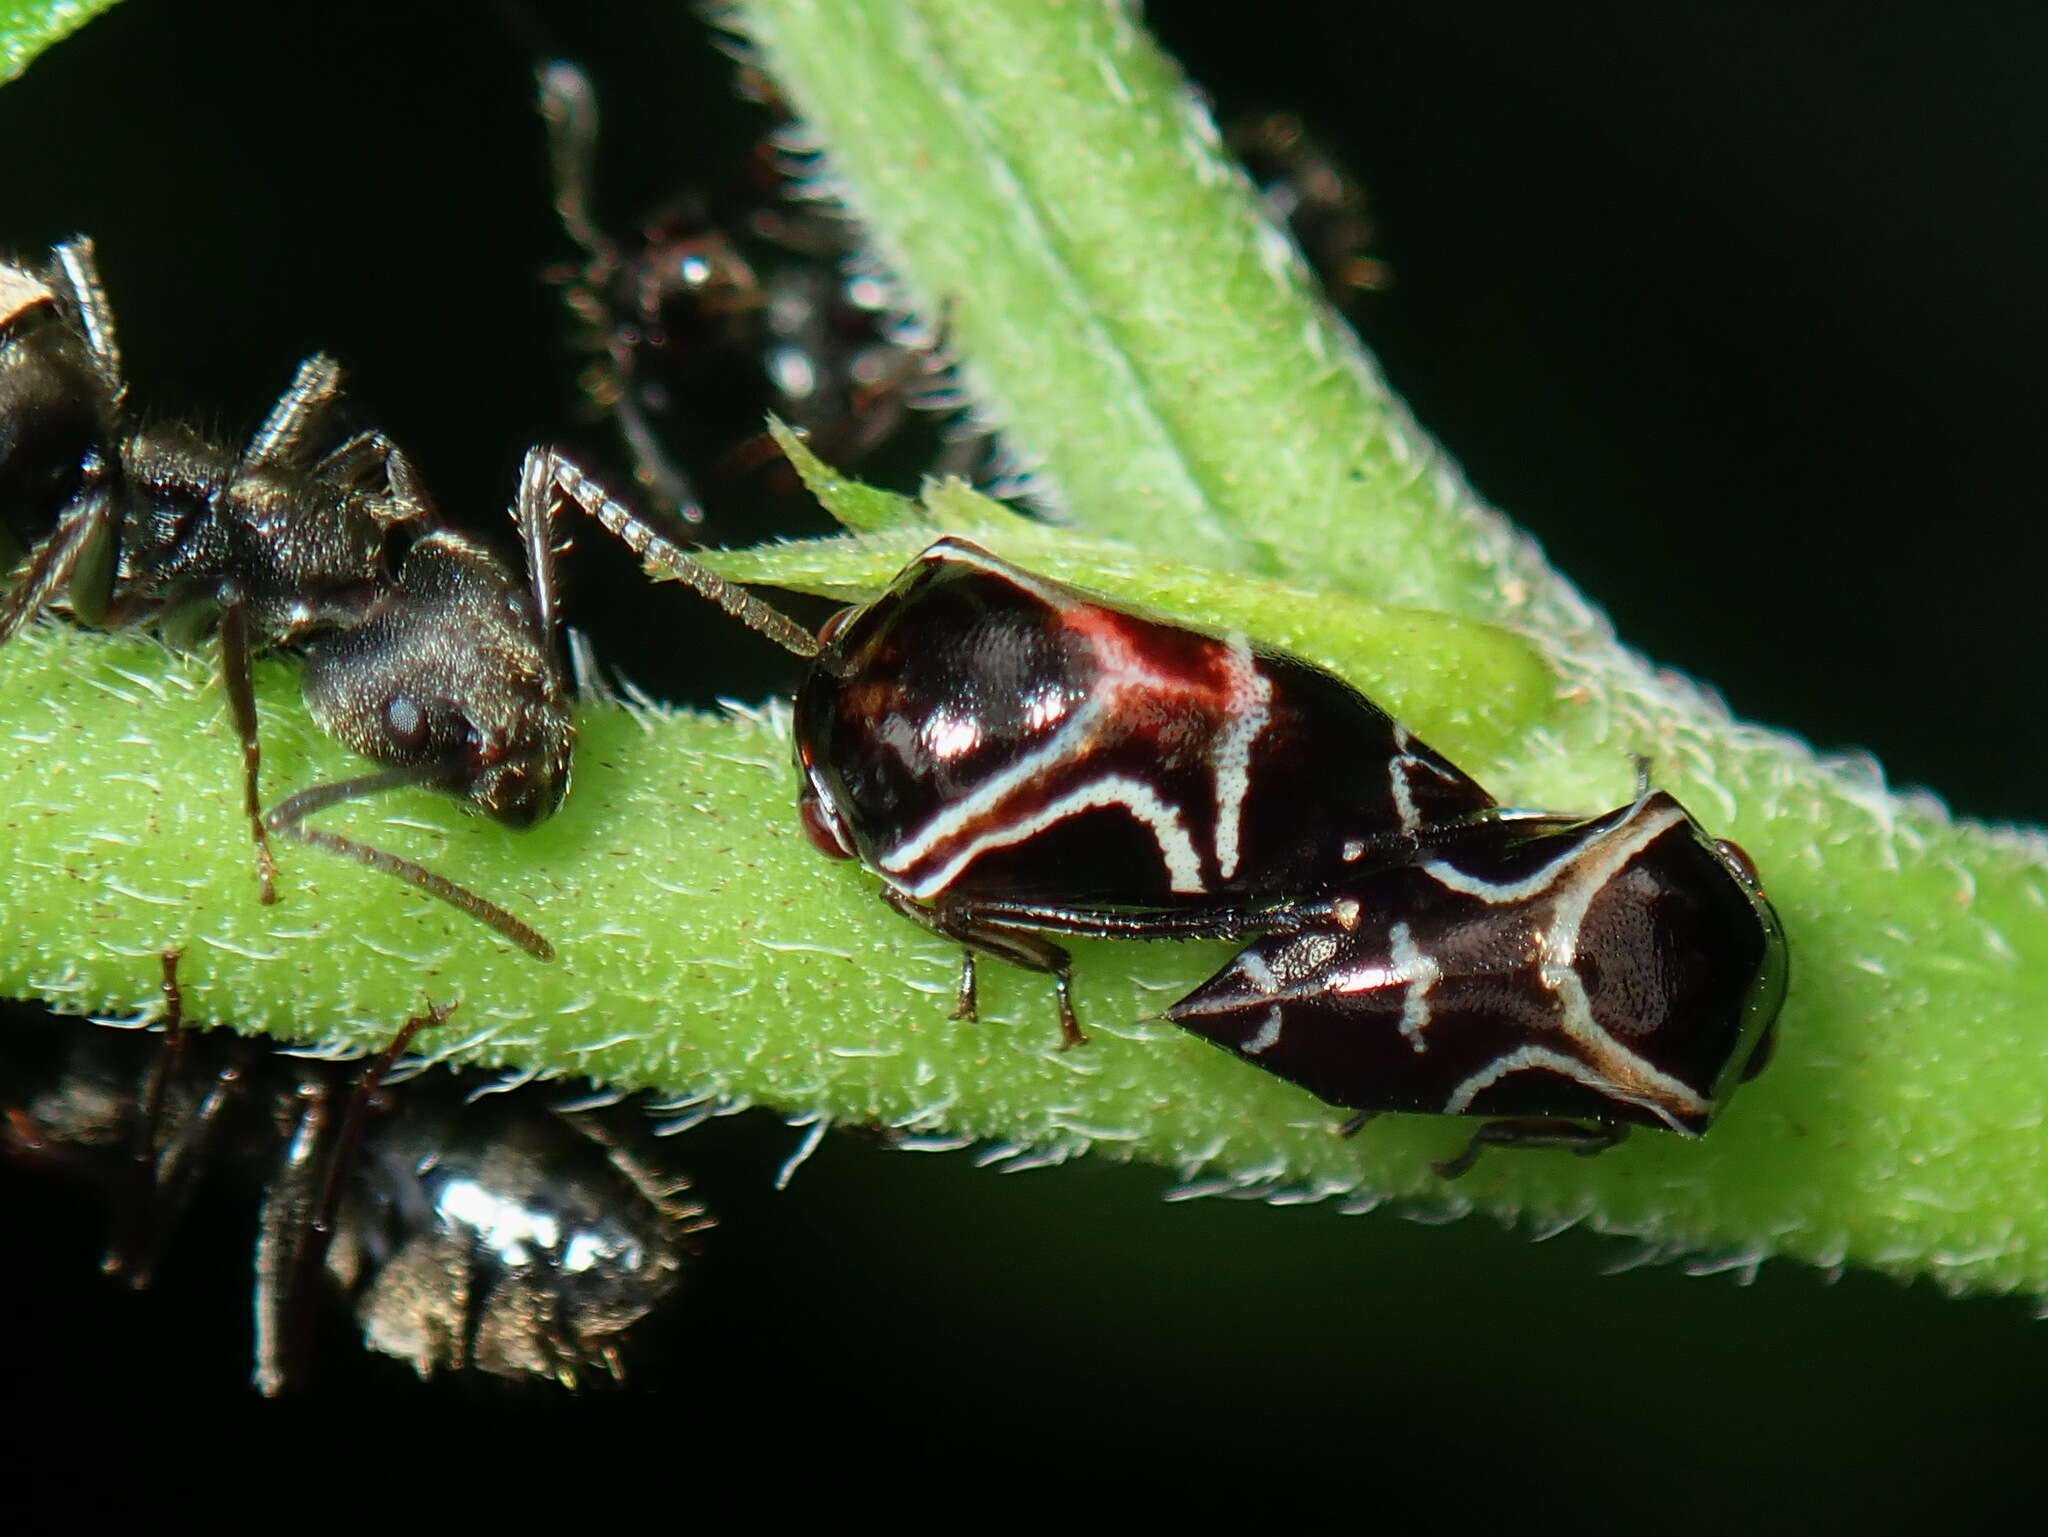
xmin=111 ymin=421 xmax=396 ymax=640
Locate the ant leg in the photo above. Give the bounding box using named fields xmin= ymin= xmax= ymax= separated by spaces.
xmin=308 ymin=430 xmax=381 ymax=486
xmin=534 ymin=64 xmax=709 ymax=535
xmin=608 ymin=224 xmax=754 ymax=534
xmin=710 ymin=425 xmax=789 ymax=482
xmin=566 ymin=1112 xmax=716 ymax=1235
xmin=612 ymin=383 xmax=710 ymax=531
xmin=952 ymin=949 xmax=977 ymax=1022
xmin=309 ymin=430 xmax=436 ymax=532
xmin=0 ymin=487 xmax=116 ymax=643
xmin=531 ymin=60 xmax=728 ymax=540
xmin=831 ymin=335 xmax=925 ymax=467
xmin=245 ymin=354 xmax=345 ymax=467
xmin=564 ymin=626 xmax=616 ymax=706
xmin=880 ymin=887 xmax=1085 ymax=1048
xmin=264 ymin=766 xmax=556 ymax=959
xmin=746 ymin=203 xmax=843 ymax=262
xmin=49 ymin=238 xmax=125 ymax=405
xmin=536 ymin=59 xmax=619 ymax=270
xmin=311 ymin=1003 xmax=446 ymax=1251
xmin=106 ymin=955 xmax=255 ymax=1288
xmin=127 ymin=1049 xmax=249 ymax=1288
xmin=253 ymin=1002 xmax=448 ymax=1396
xmin=217 ymin=599 xmax=279 ymax=904
xmin=376 ymin=437 xmax=433 ymax=527
xmin=1433 ymin=1119 xmax=1628 ymax=1180
xmin=252 ymin=1072 xmax=334 ymax=1397
xmin=103 ymin=951 xmax=190 ymax=1284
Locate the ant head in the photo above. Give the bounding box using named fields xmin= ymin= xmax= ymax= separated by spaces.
xmin=300 ymin=531 xmax=573 ymax=826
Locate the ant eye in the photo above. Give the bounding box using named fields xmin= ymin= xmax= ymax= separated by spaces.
xmin=383 ymin=694 xmax=427 ymax=750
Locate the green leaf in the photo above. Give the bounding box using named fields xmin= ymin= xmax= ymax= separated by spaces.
xmin=769 ymin=417 xmax=930 ymax=534
xmin=722 ymin=0 xmax=1569 ymax=633
xmin=699 ymin=481 xmax=1555 ymax=775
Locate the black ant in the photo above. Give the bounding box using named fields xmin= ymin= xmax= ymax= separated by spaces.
xmin=535 ymin=58 xmax=988 ymax=538
xmin=0 ymin=239 xmax=576 ymax=957
xmin=1 ymin=955 xmax=713 ymax=1392
xmin=1225 ymin=110 xmax=1393 ymax=310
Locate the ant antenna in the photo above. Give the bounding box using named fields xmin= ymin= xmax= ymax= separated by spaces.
xmin=546 ymin=452 xmax=821 ymax=659
xmin=518 ymin=447 xmax=568 ymax=644
xmin=264 ymin=766 xmax=555 ymax=960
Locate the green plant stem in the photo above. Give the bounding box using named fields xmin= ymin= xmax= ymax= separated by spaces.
xmin=0 ymin=0 xmax=113 ymax=84
xmin=722 ymin=0 xmax=1571 ymax=632
xmin=4 ymin=0 xmax=2048 ymax=1301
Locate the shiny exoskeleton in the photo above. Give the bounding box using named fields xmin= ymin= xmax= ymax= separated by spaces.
xmin=0 ymin=239 xmax=575 ymax=956
xmin=567 ymin=480 xmax=1788 ymax=1170
xmin=789 ymin=537 xmax=1497 ymax=919
xmin=1167 ymin=791 xmax=1788 ymax=1175
xmin=554 ymin=476 xmax=1499 ymax=1044
xmin=321 ymin=1082 xmax=707 ymax=1387
xmin=0 ymin=968 xmax=711 ymax=1393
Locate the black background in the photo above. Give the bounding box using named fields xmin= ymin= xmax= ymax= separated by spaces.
xmin=2 ymin=2 xmax=2044 ymax=1530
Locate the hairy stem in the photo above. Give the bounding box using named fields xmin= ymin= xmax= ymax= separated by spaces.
xmin=3 ymin=0 xmax=2046 ymax=1302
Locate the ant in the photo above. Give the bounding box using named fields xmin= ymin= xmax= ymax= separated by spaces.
xmin=535 ymin=58 xmax=988 ymax=539
xmin=1225 ymin=110 xmax=1393 ymax=309
xmin=275 ymin=447 xmax=577 ymax=958
xmin=0 ymin=239 xmax=576 ymax=957
xmin=1 ymin=955 xmax=713 ymax=1392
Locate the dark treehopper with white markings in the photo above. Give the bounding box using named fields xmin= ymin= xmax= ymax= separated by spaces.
xmin=0 ymin=239 xmax=588 ymax=958
xmin=1167 ymin=790 xmax=1788 ymax=1176
xmin=557 ymin=464 xmax=1787 ymax=1173
xmin=550 ymin=463 xmax=1510 ymax=1046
